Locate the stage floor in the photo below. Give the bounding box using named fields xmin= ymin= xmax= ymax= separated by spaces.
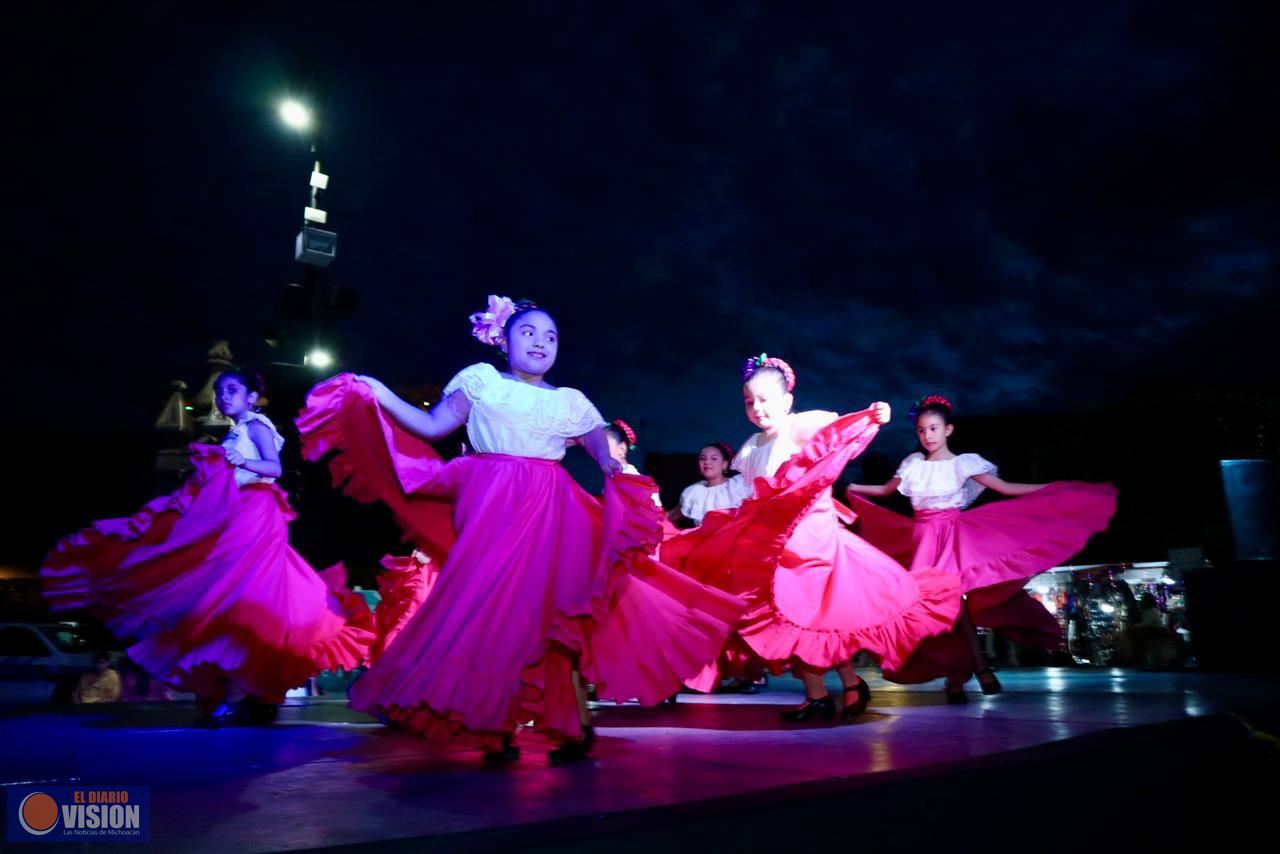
xmin=3 ymin=669 xmax=1278 ymax=853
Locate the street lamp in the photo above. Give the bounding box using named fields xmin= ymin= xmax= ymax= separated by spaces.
xmin=278 ymin=99 xmax=313 ymax=131
xmin=271 ymin=96 xmax=340 ymax=373
xmin=277 ymin=97 xmax=335 ymax=266
xmin=304 ymin=349 xmax=334 ymax=370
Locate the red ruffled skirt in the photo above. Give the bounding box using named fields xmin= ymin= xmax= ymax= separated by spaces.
xmin=660 ymin=411 xmax=963 ymax=684
xmin=370 ymin=552 xmax=439 ymax=662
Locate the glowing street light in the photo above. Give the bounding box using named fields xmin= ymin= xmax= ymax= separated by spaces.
xmin=276 ymin=97 xmax=334 ymax=265
xmin=270 ymin=96 xmax=342 ymax=374
xmin=304 ymin=349 xmax=334 ymax=370
xmin=279 ymin=99 xmax=313 ymax=131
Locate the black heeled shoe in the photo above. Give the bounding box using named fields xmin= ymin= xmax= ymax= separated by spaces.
xmin=483 ymin=735 xmax=520 ymax=765
xmin=977 ymin=669 xmax=1003 ymax=696
xmin=548 ymin=725 xmax=595 ymax=764
xmin=780 ymin=695 xmax=835 ymax=723
xmin=718 ymin=677 xmax=757 ymax=695
xmin=840 ymin=680 xmax=871 ymax=721
xmin=944 ymin=680 xmax=969 ymax=704
xmin=243 ymin=696 xmax=280 ymax=726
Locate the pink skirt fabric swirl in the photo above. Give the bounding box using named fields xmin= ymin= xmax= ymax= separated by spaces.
xmin=41 ymin=445 xmax=374 ymax=702
xmin=848 ymin=481 xmax=1117 ymax=682
xmin=296 ymin=374 xmax=745 ymax=749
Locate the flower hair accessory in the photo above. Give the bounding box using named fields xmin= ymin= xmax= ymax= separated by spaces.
xmin=741 ymin=352 xmax=796 ymax=392
xmin=908 ymin=394 xmax=953 ymax=422
xmin=611 ymin=419 xmax=637 ymax=449
xmin=468 ymin=294 xmax=517 ymax=348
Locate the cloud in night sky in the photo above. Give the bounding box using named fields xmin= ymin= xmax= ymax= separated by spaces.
xmin=6 ymin=1 xmax=1277 ymax=460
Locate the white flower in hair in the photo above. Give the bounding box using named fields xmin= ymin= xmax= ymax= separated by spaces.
xmin=468 ymin=294 xmax=516 ymax=348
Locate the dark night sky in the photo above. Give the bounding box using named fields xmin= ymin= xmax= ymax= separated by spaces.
xmin=7 ymin=1 xmax=1278 ymax=461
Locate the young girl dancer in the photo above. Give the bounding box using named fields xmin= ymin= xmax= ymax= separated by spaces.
xmin=669 ymin=442 xmax=752 ymax=527
xmin=41 ymin=369 xmax=374 ymax=724
xmin=295 ymin=296 xmax=744 ymax=762
xmin=605 ymin=419 xmax=662 ymax=507
xmin=605 ymin=419 xmax=640 ymax=474
xmin=661 ymin=355 xmax=962 ymax=722
xmin=846 ymin=395 xmax=1117 ymax=700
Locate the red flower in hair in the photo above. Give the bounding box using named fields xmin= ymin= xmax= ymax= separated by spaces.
xmin=611 ymin=419 xmax=637 ymax=447
xmin=908 ymin=394 xmax=953 ymax=421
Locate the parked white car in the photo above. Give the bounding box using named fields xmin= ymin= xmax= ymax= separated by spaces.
xmin=0 ymin=622 xmax=112 ymax=705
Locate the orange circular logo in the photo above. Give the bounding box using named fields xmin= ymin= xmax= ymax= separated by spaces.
xmin=18 ymin=792 xmax=59 ymax=835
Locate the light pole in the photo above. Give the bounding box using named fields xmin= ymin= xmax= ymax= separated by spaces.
xmin=275 ymin=98 xmax=337 ymax=371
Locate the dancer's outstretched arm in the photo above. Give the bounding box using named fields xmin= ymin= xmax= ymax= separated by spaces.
xmin=355 ymin=375 xmax=470 ymax=441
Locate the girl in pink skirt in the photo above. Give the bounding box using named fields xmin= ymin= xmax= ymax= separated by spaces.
xmin=41 ymin=369 xmax=374 ymax=725
xmin=296 ymin=296 xmax=744 ymax=763
xmin=846 ymin=395 xmax=1116 ymax=701
xmin=661 ymin=356 xmax=962 ymax=723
